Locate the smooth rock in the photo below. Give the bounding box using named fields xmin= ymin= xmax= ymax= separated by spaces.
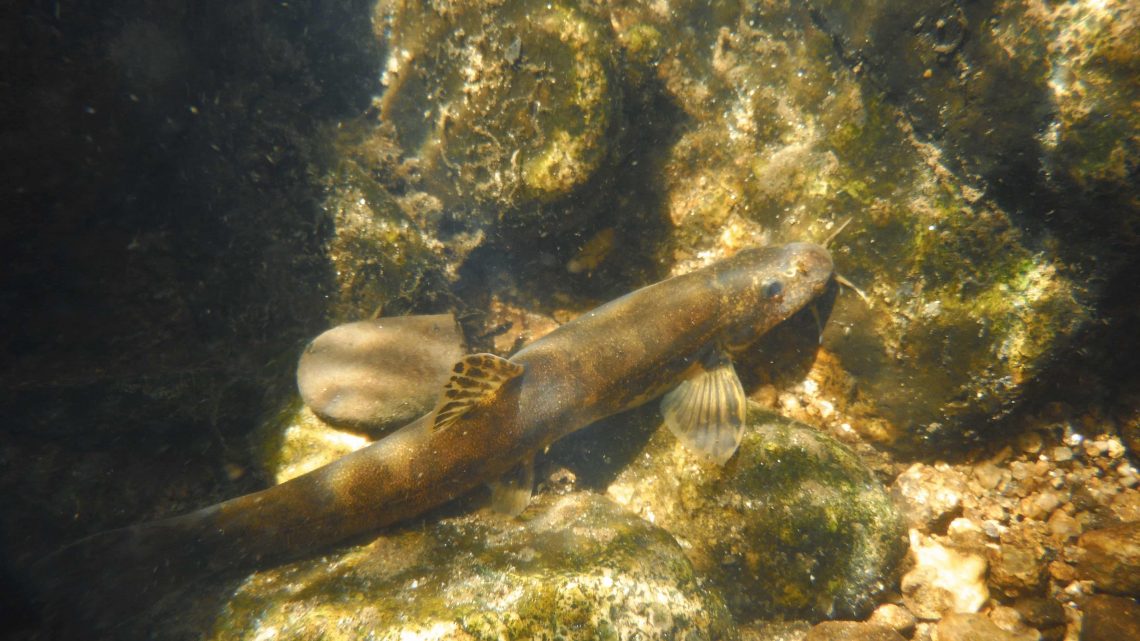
xmin=1075 ymin=521 xmax=1140 ymax=596
xmin=296 ymin=314 xmax=464 ymax=433
xmin=1080 ymin=594 xmax=1140 ymax=641
xmin=804 ymin=620 xmax=905 ymax=641
xmin=608 ymin=406 xmax=906 ymax=621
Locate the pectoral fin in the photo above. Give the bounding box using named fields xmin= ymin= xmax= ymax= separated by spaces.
xmin=432 ymin=353 xmax=524 ymax=433
xmin=661 ymin=349 xmax=746 ymax=465
xmin=489 ymin=455 xmax=534 ymax=516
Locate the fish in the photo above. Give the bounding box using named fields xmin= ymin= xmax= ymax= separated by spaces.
xmin=33 ymin=242 xmax=835 ymax=631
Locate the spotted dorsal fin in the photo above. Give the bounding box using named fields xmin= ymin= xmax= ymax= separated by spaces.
xmin=432 ymin=353 xmax=524 ymax=432
xmin=660 ymin=348 xmax=746 ymax=465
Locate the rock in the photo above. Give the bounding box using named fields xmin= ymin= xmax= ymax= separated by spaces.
xmin=374 ymin=0 xmax=621 ymax=215
xmin=933 ymin=612 xmax=1039 ymax=641
xmin=892 ymin=463 xmax=965 ymax=532
xmin=1012 ymin=597 xmax=1067 ymax=633
xmin=1075 ymin=521 xmax=1140 ymax=596
xmin=145 ymin=493 xmax=735 ymax=641
xmin=1080 ymin=594 xmax=1140 ymax=641
xmin=901 ymin=530 xmax=988 ymax=620
xmin=989 ymin=542 xmax=1046 ymax=597
xmin=809 ymin=1 xmax=1140 ymax=246
xmin=868 ymin=602 xmax=917 ymax=637
xmin=804 ymin=620 xmax=905 ymax=641
xmin=608 ymin=406 xmax=906 ymax=621
xmin=254 ymin=403 xmax=372 ymax=484
xmin=296 ymin=314 xmax=465 ymax=433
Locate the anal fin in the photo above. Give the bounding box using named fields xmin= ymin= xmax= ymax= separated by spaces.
xmin=489 ymin=455 xmax=534 ymax=517
xmin=660 ymin=348 xmax=746 ymax=465
xmin=432 ymin=353 xmax=524 ymax=433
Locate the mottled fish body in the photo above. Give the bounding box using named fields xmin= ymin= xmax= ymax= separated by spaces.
xmin=35 ymin=242 xmax=835 ymax=629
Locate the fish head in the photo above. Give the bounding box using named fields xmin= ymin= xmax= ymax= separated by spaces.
xmin=716 ymin=242 xmax=835 ymax=352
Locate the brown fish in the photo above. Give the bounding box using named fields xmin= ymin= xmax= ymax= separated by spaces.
xmin=34 ymin=242 xmax=835 ymax=631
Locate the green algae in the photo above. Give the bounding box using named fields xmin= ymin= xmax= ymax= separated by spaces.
xmin=374 ymin=0 xmax=621 ymax=216
xmin=203 ymin=493 xmax=736 ymax=641
xmin=609 ymin=406 xmax=905 ymax=622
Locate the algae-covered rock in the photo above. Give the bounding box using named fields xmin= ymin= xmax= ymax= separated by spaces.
xmin=809 ymin=0 xmax=1140 ymax=241
xmin=202 ymin=493 xmax=735 ymax=641
xmin=608 ymin=1 xmax=1091 ymax=448
xmin=322 ymin=160 xmax=454 ymax=320
xmin=372 ymin=0 xmax=621 ymax=218
xmin=608 ymin=405 xmax=906 ymax=622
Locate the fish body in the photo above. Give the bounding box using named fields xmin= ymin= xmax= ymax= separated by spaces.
xmin=35 ymin=242 xmax=835 ymax=627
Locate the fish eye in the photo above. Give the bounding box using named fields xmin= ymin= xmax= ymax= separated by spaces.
xmin=763 ymin=280 xmax=784 ymax=298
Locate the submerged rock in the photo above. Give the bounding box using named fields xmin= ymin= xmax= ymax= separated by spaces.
xmin=296 ymin=314 xmax=465 ymax=433
xmin=608 ymin=406 xmax=905 ymax=621
xmin=200 ymin=493 xmax=735 ymax=641
xmin=1075 ymin=521 xmax=1140 ymax=596
xmin=607 ymin=1 xmax=1092 ymax=450
xmin=372 ymin=0 xmax=621 ymax=219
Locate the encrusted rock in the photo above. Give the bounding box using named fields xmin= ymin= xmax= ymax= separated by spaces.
xmin=901 ymin=530 xmax=988 ymax=620
xmin=892 ymin=463 xmax=965 ymax=533
xmin=1080 ymin=594 xmax=1140 ymax=641
xmin=188 ymin=493 xmax=735 ymax=641
xmin=608 ymin=406 xmax=905 ymax=621
xmin=1075 ymin=521 xmax=1140 ymax=596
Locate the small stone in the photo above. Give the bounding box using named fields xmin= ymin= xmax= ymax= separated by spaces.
xmin=1109 ymin=490 xmax=1140 ymax=522
xmin=1080 ymin=594 xmax=1140 ymax=641
xmin=1047 ymin=509 xmax=1082 ymax=540
xmin=1048 ymin=560 xmax=1077 ymax=583
xmin=1052 ymin=446 xmax=1074 ymax=463
xmin=892 ymin=463 xmax=965 ymax=533
xmin=804 ymin=620 xmax=905 ymax=641
xmin=1018 ymin=432 xmax=1044 ymax=455
xmin=1012 ymin=596 xmax=1066 ymax=629
xmin=1030 ymin=492 xmax=1062 ymax=519
xmin=1075 ymin=521 xmax=1140 ymax=596
xmin=990 ymin=543 xmax=1046 ymax=597
xmin=901 ymin=530 xmax=988 ymax=620
xmin=989 ymin=605 xmax=1038 ymax=638
xmin=934 ymin=612 xmax=1040 ymax=641
xmin=869 ymin=602 xmax=917 ymax=637
xmin=974 ymin=462 xmax=1005 ymax=490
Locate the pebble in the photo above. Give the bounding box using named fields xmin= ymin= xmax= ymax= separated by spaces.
xmin=892 ymin=464 xmax=965 ymax=532
xmin=869 ymin=602 xmax=917 ymax=637
xmin=989 ymin=542 xmax=1046 ymax=597
xmin=974 ymin=462 xmax=1005 ymax=490
xmin=1051 ymin=446 xmax=1073 ymax=462
xmin=1080 ymin=594 xmax=1140 ymax=641
xmin=1075 ymin=521 xmax=1140 ymax=596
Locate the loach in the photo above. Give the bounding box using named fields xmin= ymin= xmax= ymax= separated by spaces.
xmin=33 ymin=242 xmax=835 ymax=632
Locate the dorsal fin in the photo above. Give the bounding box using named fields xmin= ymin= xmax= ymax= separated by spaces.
xmin=660 ymin=347 xmax=746 ymax=465
xmin=432 ymin=353 xmax=524 ymax=432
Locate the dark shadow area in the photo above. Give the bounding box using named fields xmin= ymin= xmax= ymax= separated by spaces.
xmin=0 ymin=1 xmax=385 ymax=636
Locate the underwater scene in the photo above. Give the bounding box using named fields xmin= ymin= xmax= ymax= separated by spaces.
xmin=2 ymin=0 xmax=1138 ymax=639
